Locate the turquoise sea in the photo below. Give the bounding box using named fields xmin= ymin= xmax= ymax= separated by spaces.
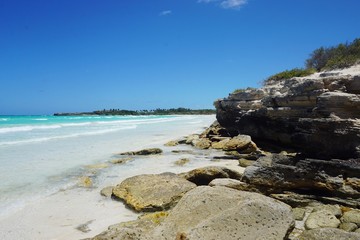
xmin=0 ymin=114 xmax=215 ymax=219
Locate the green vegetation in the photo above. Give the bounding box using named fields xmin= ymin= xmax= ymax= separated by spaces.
xmin=266 ymin=68 xmax=316 ymax=82
xmin=306 ymin=38 xmax=360 ymax=71
xmin=54 ymin=107 xmax=216 ymax=116
xmin=263 ymin=38 xmax=360 ymax=84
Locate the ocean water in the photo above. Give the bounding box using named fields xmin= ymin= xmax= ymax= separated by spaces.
xmin=0 ymin=114 xmax=215 ymax=219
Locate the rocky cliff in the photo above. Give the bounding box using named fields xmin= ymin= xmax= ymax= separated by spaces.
xmin=215 ymin=65 xmax=360 ymax=159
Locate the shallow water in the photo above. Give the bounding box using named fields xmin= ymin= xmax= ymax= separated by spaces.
xmin=0 ymin=115 xmax=215 ymax=218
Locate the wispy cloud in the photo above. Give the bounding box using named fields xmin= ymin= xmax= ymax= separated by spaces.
xmin=220 ymin=0 xmax=247 ymax=9
xmin=198 ymin=0 xmax=248 ymax=10
xmin=159 ymin=10 xmax=172 ymax=16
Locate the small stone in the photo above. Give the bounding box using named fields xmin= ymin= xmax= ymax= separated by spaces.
xmin=305 ymin=210 xmax=340 ymax=230
xmin=100 ymin=186 xmax=114 ymax=197
xmin=174 ymin=158 xmax=190 ymax=166
xmin=292 ymin=207 xmax=306 ymax=221
xmin=110 ymin=157 xmax=133 ymax=164
xmin=78 ymin=176 xmax=93 ymax=188
xmin=339 ymin=222 xmax=358 ymax=232
xmin=119 ymin=148 xmax=163 ymax=156
xmin=164 ymin=140 xmax=179 ymax=147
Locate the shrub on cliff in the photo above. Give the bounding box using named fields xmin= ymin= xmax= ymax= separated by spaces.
xmin=306 ymin=38 xmax=360 ymax=70
xmin=265 ymin=68 xmax=316 ymax=83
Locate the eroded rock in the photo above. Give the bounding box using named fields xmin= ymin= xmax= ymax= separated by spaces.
xmin=112 ymin=173 xmax=196 ymax=212
xmin=179 ymin=166 xmax=242 ymax=185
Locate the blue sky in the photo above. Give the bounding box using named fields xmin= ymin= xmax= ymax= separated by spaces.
xmin=0 ymin=0 xmax=359 ymax=115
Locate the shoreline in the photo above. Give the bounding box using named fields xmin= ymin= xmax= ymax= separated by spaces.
xmin=0 ymin=115 xmax=246 ymax=240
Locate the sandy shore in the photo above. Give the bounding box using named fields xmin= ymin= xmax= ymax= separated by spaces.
xmin=0 ymin=132 xmax=244 ymax=240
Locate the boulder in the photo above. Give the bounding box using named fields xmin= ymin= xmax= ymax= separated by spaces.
xmin=297 ymin=228 xmax=360 ymax=240
xmin=148 ymin=186 xmax=294 ymax=240
xmin=341 ymin=209 xmax=360 ymax=226
xmin=90 ymin=212 xmax=168 ymax=240
xmin=305 ymin=210 xmax=340 ymax=230
xmin=339 ymin=222 xmax=358 ymax=232
xmin=313 ymin=204 xmax=342 ymax=218
xmin=90 ymin=186 xmax=294 ymax=240
xmin=222 ymin=135 xmax=252 ymax=151
xmin=112 ymin=173 xmax=196 ymax=212
xmin=179 ymin=166 xmax=242 ymax=185
xmin=119 ymin=148 xmax=163 ymax=156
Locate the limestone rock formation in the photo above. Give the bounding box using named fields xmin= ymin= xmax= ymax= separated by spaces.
xmin=112 ymin=172 xmax=196 ymax=212
xmin=148 ymin=186 xmax=294 ymax=240
xmin=241 ymin=154 xmax=360 ymax=204
xmin=90 ymin=186 xmax=294 ymax=240
xmin=214 ymin=66 xmax=360 ymax=159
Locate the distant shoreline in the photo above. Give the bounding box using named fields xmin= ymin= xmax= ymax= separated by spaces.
xmin=54 ymin=108 xmax=216 ymax=116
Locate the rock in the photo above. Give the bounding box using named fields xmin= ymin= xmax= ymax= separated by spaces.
xmin=342 ymin=209 xmax=360 ymax=226
xmin=297 ymin=228 xmax=360 ymax=240
xmin=241 ymin=154 xmax=360 ymax=200
xmin=305 ymin=210 xmax=340 ymax=230
xmin=112 ymin=172 xmax=196 ymax=212
xmin=164 ymin=140 xmax=179 ymax=147
xmin=110 ymin=157 xmax=133 ymax=164
xmin=222 ymin=135 xmax=252 ymax=151
xmin=339 ymin=222 xmax=358 ymax=232
xmin=100 ymin=186 xmax=114 ymax=198
xmin=270 ymin=192 xmax=322 ymax=208
xmin=174 ymin=158 xmax=190 ymax=166
xmin=215 ymin=67 xmax=360 ymax=159
xmin=193 ymin=138 xmax=211 ymax=149
xmin=179 ymin=166 xmax=242 ymax=185
xmin=313 ymin=204 xmax=342 ymax=217
xmin=148 ymin=186 xmax=295 ymax=240
xmin=292 ymin=207 xmax=306 ymax=221
xmin=208 ymin=178 xmax=260 ymax=192
xmin=355 ymin=228 xmax=360 ymax=233
xmin=211 ymin=138 xmax=230 ymax=149
xmin=171 ymin=150 xmax=194 ymax=154
xmin=119 ymin=148 xmax=163 ymax=156
xmin=185 ymin=134 xmax=199 ymax=145
xmin=90 ymin=212 xmax=168 ymax=240
xmin=78 ymin=176 xmax=93 ymax=188
xmin=238 ymin=158 xmax=256 ymax=167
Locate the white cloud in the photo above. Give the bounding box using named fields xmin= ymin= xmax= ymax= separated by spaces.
xmin=198 ymin=0 xmax=248 ymax=10
xmin=159 ymin=10 xmax=172 ymax=16
xmin=220 ymin=0 xmax=247 ymax=9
